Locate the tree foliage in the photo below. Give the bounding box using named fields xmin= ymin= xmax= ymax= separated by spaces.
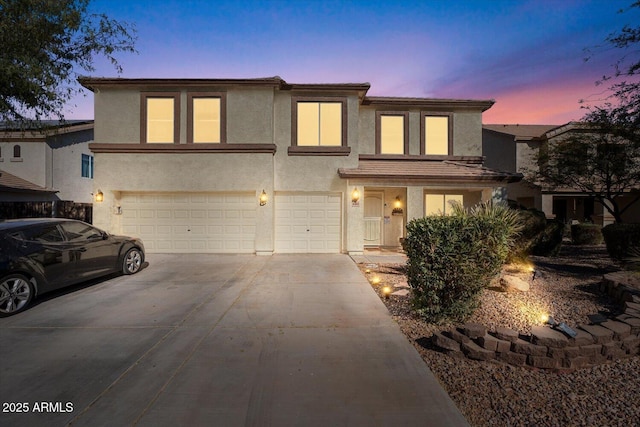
xmin=537 ymin=2 xmax=640 ymax=223
xmin=0 ymin=0 xmax=136 ymax=128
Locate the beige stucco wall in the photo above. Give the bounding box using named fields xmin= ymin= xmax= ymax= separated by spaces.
xmin=0 ymin=141 xmax=47 ymax=187
xmin=452 ymin=112 xmax=483 ymax=156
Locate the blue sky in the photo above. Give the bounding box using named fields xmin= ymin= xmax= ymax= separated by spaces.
xmin=67 ymin=0 xmax=640 ymax=124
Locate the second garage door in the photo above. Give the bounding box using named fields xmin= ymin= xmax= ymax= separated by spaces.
xmin=275 ymin=193 xmax=341 ymax=253
xmin=121 ymin=192 xmax=256 ymax=253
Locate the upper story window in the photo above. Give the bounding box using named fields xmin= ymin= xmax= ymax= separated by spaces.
xmin=376 ymin=112 xmax=408 ymax=154
xmin=292 ymin=97 xmax=347 ymax=147
xmin=141 ymin=92 xmax=180 ymax=143
xmin=421 ymin=113 xmax=452 ymax=155
xmin=187 ymin=93 xmax=226 ymax=143
xmin=13 ymin=145 xmax=21 ymax=158
xmin=81 ymin=154 xmax=94 ymax=178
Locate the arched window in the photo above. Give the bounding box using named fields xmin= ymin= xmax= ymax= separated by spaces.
xmin=13 ymin=145 xmax=21 ymax=158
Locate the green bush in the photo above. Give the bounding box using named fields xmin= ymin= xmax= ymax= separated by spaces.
xmin=602 ymin=223 xmax=640 ymax=262
xmin=403 ymin=202 xmax=521 ymax=323
xmin=510 ymin=209 xmax=547 ymax=259
xmin=530 ymin=219 xmax=564 ymax=256
xmin=571 ymin=223 xmax=604 ymax=245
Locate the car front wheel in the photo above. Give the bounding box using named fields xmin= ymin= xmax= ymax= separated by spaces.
xmin=0 ymin=274 xmax=34 ymax=317
xmin=123 ymin=248 xmax=143 ymax=275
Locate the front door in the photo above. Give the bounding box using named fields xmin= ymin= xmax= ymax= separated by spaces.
xmin=364 ymin=192 xmax=383 ymax=246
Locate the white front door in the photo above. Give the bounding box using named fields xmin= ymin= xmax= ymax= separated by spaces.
xmin=364 ymin=192 xmax=383 ymax=246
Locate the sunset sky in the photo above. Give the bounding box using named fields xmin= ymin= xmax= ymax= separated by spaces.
xmin=68 ymin=0 xmax=640 ymax=125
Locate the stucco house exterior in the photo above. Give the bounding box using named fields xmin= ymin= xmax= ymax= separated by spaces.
xmin=79 ymin=76 xmax=520 ymax=255
xmin=483 ymin=123 xmax=640 ymax=225
xmin=0 ymin=121 xmax=95 ymax=203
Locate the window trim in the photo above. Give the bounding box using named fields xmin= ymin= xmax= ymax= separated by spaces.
xmin=420 ymin=112 xmax=453 ymax=156
xmin=187 ymin=92 xmax=227 ymax=144
xmin=376 ymin=111 xmax=409 ymax=155
xmin=140 ymin=92 xmax=181 ymax=144
xmin=290 ymin=96 xmax=349 ymax=155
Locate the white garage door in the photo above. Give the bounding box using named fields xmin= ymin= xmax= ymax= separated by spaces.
xmin=121 ymin=192 xmax=256 ymax=253
xmin=275 ymin=193 xmax=341 ymax=253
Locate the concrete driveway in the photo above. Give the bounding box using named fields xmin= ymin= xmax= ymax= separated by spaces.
xmin=0 ymin=254 xmax=468 ymax=427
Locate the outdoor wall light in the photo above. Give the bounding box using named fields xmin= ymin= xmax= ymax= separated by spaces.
xmin=394 ymin=196 xmax=402 ymax=209
xmin=94 ymin=190 xmax=104 ymax=203
xmin=351 ymin=188 xmax=360 ymax=203
xmin=259 ymin=190 xmax=268 ymax=206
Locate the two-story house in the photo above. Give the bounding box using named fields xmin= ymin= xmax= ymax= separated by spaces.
xmin=0 ymin=121 xmax=95 ymax=203
xmin=79 ymin=76 xmax=520 ymax=255
xmin=483 ymin=123 xmax=640 ymax=225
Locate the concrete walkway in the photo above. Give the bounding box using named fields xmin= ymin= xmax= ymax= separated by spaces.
xmin=0 ymin=254 xmax=467 ymax=427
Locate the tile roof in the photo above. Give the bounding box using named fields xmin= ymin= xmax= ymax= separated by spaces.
xmin=0 ymin=170 xmax=58 ymax=193
xmin=338 ymin=159 xmax=522 ymax=183
xmin=483 ymin=124 xmax=559 ymax=140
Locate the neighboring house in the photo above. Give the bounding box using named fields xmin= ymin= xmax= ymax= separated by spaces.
xmin=483 ymin=123 xmax=640 ymax=225
xmin=79 ymin=76 xmax=520 ymax=255
xmin=0 ymin=121 xmax=95 ymax=203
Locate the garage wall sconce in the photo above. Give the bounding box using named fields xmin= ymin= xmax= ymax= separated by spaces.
xmin=351 ymin=188 xmax=360 ymax=203
xmin=94 ymin=190 xmax=104 ymax=203
xmin=259 ymin=189 xmax=268 ymax=206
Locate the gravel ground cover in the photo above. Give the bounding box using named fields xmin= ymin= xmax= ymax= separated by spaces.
xmin=358 ymin=245 xmax=640 ymax=427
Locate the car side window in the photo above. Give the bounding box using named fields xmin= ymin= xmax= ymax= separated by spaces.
xmin=60 ymin=222 xmax=103 ymax=242
xmin=22 ymin=225 xmax=65 ymax=243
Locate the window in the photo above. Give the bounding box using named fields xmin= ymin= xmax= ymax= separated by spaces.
xmin=60 ymin=221 xmax=103 ymax=242
xmin=13 ymin=145 xmax=21 ymax=158
xmin=425 ymin=194 xmax=463 ymax=215
xmin=376 ymin=112 xmax=408 ymax=154
xmin=421 ymin=113 xmax=451 ymax=155
xmin=141 ymin=93 xmax=180 ymax=143
xmin=187 ymin=93 xmax=226 ymax=143
xmin=81 ymin=154 xmax=94 ymax=178
xmin=22 ymin=225 xmax=64 ymax=243
xmin=292 ymin=98 xmax=346 ymax=147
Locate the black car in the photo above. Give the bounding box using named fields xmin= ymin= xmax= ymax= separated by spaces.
xmin=0 ymin=218 xmax=145 ymax=317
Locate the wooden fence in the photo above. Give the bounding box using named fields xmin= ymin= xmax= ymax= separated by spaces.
xmin=0 ymin=201 xmax=93 ymax=223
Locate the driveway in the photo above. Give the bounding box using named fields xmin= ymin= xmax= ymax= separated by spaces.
xmin=0 ymin=254 xmax=468 ymax=426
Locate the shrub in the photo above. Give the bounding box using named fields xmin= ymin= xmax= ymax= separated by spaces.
xmin=510 ymin=209 xmax=547 ymax=259
xmin=602 ymin=223 xmax=640 ymax=262
xmin=403 ymin=202 xmax=521 ymax=323
xmin=530 ymin=219 xmax=564 ymax=256
xmin=571 ymin=223 xmax=604 ymax=245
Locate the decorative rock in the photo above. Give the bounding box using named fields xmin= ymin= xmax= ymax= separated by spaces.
xmin=621 ymin=335 xmax=640 ymax=354
xmin=531 ymin=325 xmax=569 ymax=348
xmin=528 ymin=355 xmax=558 ymax=369
xmin=497 ymin=351 xmax=527 ymax=366
xmin=494 ymin=327 xmax=519 ymax=343
xmin=569 ymin=329 xmax=595 ymax=347
xmin=579 ymin=344 xmax=603 ymax=358
xmin=579 ymin=324 xmax=614 ymax=344
xmin=447 ymin=329 xmax=471 ymax=344
xmin=615 ymin=314 xmax=640 ymax=335
xmin=463 ymin=323 xmax=486 ymax=339
xmin=478 ymin=334 xmax=512 ymax=353
xmin=511 ymin=338 xmax=548 ymax=356
xmin=461 ymin=340 xmax=495 ymax=361
xmin=391 ymin=289 xmax=410 ymax=296
xmin=432 ymin=332 xmax=461 ymax=352
xmin=624 ymin=301 xmax=640 ymax=311
xmin=500 ymin=274 xmax=530 ymax=292
xmin=600 ymin=320 xmax=632 ymax=340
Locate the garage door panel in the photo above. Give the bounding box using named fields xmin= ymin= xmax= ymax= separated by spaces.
xmin=275 ymin=193 xmax=341 ymax=253
xmin=122 ymin=192 xmax=256 ymax=253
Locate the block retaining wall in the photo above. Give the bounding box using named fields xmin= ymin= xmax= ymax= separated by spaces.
xmin=432 ymin=295 xmax=640 ymax=371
